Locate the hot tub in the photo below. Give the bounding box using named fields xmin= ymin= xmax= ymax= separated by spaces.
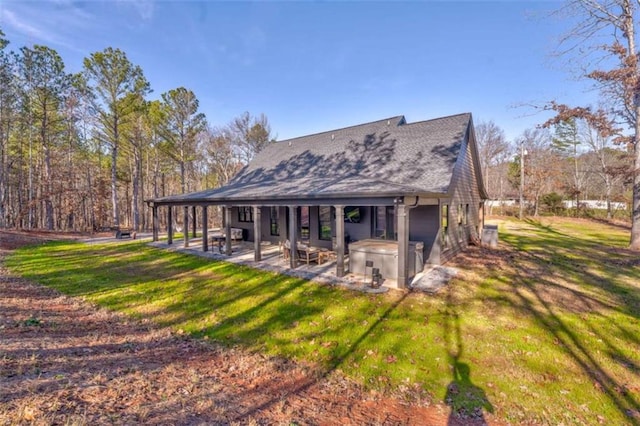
xmin=348 ymin=239 xmax=424 ymax=283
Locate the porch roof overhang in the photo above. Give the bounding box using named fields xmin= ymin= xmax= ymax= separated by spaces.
xmin=147 ymin=175 xmax=448 ymax=207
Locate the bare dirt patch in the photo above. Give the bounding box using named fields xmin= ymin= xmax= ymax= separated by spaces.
xmin=0 ymin=231 xmax=498 ymax=425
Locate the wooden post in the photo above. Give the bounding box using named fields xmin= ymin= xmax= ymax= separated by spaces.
xmin=335 ymin=205 xmax=345 ymax=277
xmin=202 ymin=206 xmax=209 ymax=252
xmin=278 ymin=206 xmax=287 ymax=242
xmin=192 ymin=205 xmax=197 ymax=238
xmin=167 ymin=207 xmax=173 ymax=245
xmin=288 ymin=205 xmax=298 ymax=268
xmin=397 ymin=203 xmax=409 ymax=289
xmin=224 ymin=206 xmax=232 ymax=255
xmin=183 ymin=206 xmax=189 ymax=248
xmin=254 ymin=206 xmax=262 ymax=261
xmin=152 ymin=205 xmax=158 ymax=242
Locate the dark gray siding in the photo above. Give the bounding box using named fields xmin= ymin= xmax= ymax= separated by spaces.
xmin=439 ymin=127 xmax=483 ymax=263
xmin=409 ymin=205 xmax=439 ymax=264
xmin=308 ymin=206 xmax=332 ymax=249
xmin=260 ymin=207 xmax=279 ymax=244
xmin=230 ymin=206 xmax=285 ymax=244
xmin=229 ymin=207 xmax=254 ymax=241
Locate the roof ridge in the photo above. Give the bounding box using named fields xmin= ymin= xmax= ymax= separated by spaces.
xmin=403 ymin=112 xmax=471 ymax=126
xmin=277 ymin=115 xmax=405 ymax=144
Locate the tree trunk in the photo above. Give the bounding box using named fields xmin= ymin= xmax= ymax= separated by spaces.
xmin=111 ymin=119 xmax=120 ymax=228
xmin=574 ymin=143 xmax=580 ymax=218
xmin=42 ymin=108 xmax=54 ymax=230
xmin=132 ymin=149 xmax=141 ymax=231
xmin=0 ymin=124 xmax=6 ymax=228
xmin=631 ymin=119 xmax=640 ymax=248
xmin=87 ymin=168 xmax=95 ymax=231
xmin=180 ymin=160 xmax=186 ymax=194
xmin=624 ymin=0 xmax=640 ymax=248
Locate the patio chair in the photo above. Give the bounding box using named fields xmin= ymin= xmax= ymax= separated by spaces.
xmin=297 ymin=243 xmax=320 ymax=265
xmin=280 ymin=240 xmax=291 ymax=260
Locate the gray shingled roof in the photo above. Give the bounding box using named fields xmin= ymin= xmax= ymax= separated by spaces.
xmin=153 ymin=113 xmax=472 ymax=204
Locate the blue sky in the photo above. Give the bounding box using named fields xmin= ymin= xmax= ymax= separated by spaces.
xmin=0 ymin=1 xmax=597 ymax=142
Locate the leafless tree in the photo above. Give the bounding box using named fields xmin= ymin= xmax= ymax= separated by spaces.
xmin=582 ymin=121 xmax=630 ymax=218
xmin=553 ymin=0 xmax=640 ymax=248
xmin=515 ymin=128 xmax=561 ymax=216
xmin=476 ymin=121 xmax=510 ymax=199
xmin=205 ymin=126 xmax=242 ymax=188
xmin=228 ymin=112 xmax=274 ymax=164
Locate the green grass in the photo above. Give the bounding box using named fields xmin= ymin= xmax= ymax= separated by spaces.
xmin=5 ymin=217 xmax=640 ymax=425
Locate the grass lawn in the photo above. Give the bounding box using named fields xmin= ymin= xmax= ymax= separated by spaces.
xmin=6 ymin=217 xmax=640 ymax=425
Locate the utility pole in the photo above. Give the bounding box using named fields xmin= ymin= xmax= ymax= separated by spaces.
xmin=519 ymin=142 xmax=525 ymax=220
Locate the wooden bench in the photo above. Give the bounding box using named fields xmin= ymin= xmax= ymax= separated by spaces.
xmin=115 ymin=228 xmax=133 ymax=239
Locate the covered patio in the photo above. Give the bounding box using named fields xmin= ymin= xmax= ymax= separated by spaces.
xmin=147 ymin=232 xmax=390 ymax=293
xmin=147 ymin=198 xmax=421 ymax=289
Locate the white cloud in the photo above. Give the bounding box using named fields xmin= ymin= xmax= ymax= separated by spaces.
xmin=2 ymin=9 xmax=52 ymax=42
xmin=0 ymin=3 xmax=94 ymax=52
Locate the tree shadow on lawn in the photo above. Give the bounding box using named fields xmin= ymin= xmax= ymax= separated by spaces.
xmin=11 ymin=243 xmax=253 ymax=301
xmin=155 ymin=274 xmax=309 ymax=334
xmin=508 ymin=271 xmax=640 ymax=424
xmin=504 ymin=221 xmax=640 ymax=320
xmin=20 ymin=241 xmax=494 ymax=422
xmin=478 ymin=220 xmax=640 ymax=424
xmin=442 ymin=283 xmax=494 ymax=424
xmin=203 ymin=284 xmax=492 ymax=424
xmin=217 ymin=290 xmax=414 ymax=421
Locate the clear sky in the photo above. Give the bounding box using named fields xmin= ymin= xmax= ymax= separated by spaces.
xmin=0 ymin=0 xmax=597 ymax=143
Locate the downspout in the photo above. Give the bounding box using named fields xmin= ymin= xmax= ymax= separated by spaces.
xmin=406 ymin=196 xmax=420 ymax=208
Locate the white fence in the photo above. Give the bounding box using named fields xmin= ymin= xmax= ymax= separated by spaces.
xmin=485 ymin=199 xmax=627 ymax=210
xmin=562 ymin=200 xmax=627 ymax=210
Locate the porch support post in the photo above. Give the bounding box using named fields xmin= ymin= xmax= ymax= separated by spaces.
xmin=335 ymin=205 xmax=345 ymax=277
xmin=167 ymin=206 xmax=173 ymax=245
xmin=224 ymin=206 xmax=232 ymax=255
xmin=152 ymin=204 xmax=158 ymax=242
xmin=202 ymin=206 xmax=209 ymax=252
xmin=254 ymin=206 xmax=262 ymax=261
xmin=183 ymin=206 xmax=189 ymax=248
xmin=278 ymin=206 xmax=287 ymax=243
xmin=192 ymin=206 xmax=197 ymax=238
xmin=288 ymin=205 xmax=298 ymax=268
xmin=397 ymin=203 xmax=410 ymax=289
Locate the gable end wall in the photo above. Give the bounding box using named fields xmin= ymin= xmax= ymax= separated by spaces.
xmin=440 ymin=126 xmax=483 ymax=263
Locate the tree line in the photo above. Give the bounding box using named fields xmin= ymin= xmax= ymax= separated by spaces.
xmin=476 ymin=119 xmax=631 ymax=219
xmin=3 ymin=0 xmax=640 ymax=250
xmin=481 ymin=0 xmax=640 ymax=250
xmin=0 ymin=29 xmax=273 ymax=232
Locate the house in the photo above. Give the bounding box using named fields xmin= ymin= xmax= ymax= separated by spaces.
xmin=147 ymin=113 xmax=488 ymax=289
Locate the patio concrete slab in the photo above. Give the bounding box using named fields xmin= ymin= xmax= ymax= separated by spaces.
xmin=410 ymin=265 xmax=458 ymax=293
xmin=148 ymin=239 xmax=389 ymax=294
xmin=81 ymin=234 xmax=454 ymax=295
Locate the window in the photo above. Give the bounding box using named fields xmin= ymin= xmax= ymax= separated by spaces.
xmin=465 ymin=204 xmax=470 ymax=225
xmin=458 ymin=204 xmax=464 ymax=225
xmin=318 ymin=206 xmax=332 ymax=240
xmin=270 ymin=207 xmax=279 ymax=236
xmin=441 ymin=204 xmax=449 ymax=247
xmin=298 ymin=206 xmax=310 ymax=240
xmin=238 ymin=206 xmax=253 ymax=223
xmin=374 ymin=206 xmax=395 ymax=240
